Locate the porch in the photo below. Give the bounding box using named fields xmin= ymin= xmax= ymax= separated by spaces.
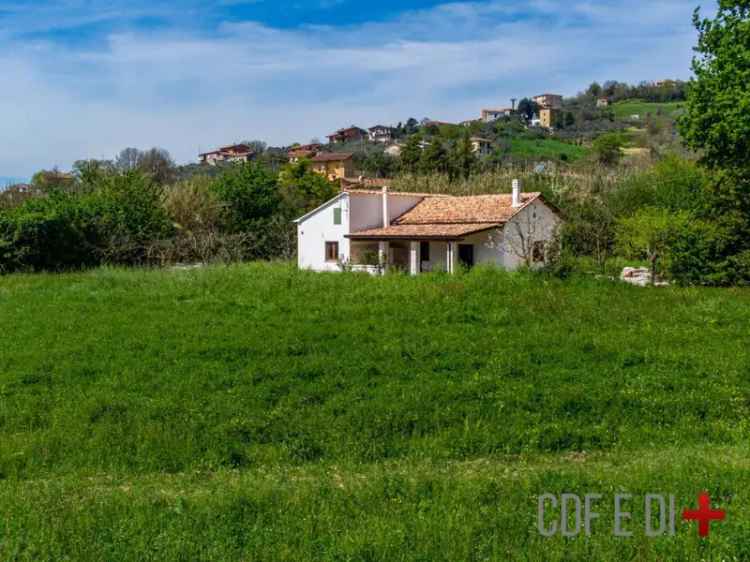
xmin=349 ymin=239 xmax=468 ymax=275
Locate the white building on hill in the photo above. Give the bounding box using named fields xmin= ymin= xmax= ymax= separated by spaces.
xmin=294 ymin=181 xmax=562 ymax=274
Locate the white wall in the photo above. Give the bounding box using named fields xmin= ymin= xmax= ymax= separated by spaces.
xmin=500 ymin=199 xmax=561 ymax=270
xmin=297 ymin=194 xmax=350 ymax=272
xmin=349 ymin=192 xmax=424 ymax=232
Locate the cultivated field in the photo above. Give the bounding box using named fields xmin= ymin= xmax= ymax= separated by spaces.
xmin=1 ymin=264 xmax=749 ymax=560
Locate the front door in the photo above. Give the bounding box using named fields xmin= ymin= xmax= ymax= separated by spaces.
xmin=458 ymin=244 xmax=474 ymax=269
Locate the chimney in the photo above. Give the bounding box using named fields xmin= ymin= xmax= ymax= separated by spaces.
xmin=382 ymin=186 xmax=389 ymax=228
xmin=512 ymin=179 xmax=522 ymax=208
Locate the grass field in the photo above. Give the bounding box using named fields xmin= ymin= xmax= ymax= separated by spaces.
xmin=1 ymin=263 xmax=749 ymax=560
xmin=611 ymin=100 xmax=685 ymax=120
xmin=509 ymin=138 xmax=589 ymax=161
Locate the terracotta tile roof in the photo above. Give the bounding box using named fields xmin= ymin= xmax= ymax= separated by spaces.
xmin=312 ymin=152 xmax=353 ymax=162
xmin=342 ymin=188 xmax=449 ymax=197
xmin=394 ymin=193 xmax=541 ymax=225
xmin=347 ymin=223 xmax=500 ymax=240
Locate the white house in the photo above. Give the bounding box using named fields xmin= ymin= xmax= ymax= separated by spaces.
xmin=294 ymin=181 xmax=562 ymax=274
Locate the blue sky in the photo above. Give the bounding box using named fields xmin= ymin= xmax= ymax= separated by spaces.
xmin=0 ymin=0 xmax=706 ymax=178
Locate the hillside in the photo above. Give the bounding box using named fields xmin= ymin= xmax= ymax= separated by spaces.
xmin=1 ymin=264 xmax=749 ymax=560
xmin=611 ymin=99 xmax=685 ymax=120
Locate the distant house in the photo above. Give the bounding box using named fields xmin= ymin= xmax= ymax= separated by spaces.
xmin=288 ymin=143 xmax=322 ymax=162
xmin=470 ymin=137 xmax=493 ymax=156
xmin=327 ymin=126 xmax=367 ymax=144
xmin=311 ymin=152 xmax=355 ymax=181
xmin=480 ymin=108 xmax=513 ymax=122
xmin=539 ymin=108 xmax=562 ymax=129
xmin=294 ymin=181 xmax=562 ymax=274
xmin=532 ymin=94 xmax=563 ymax=110
xmin=597 ymin=97 xmax=610 ymax=108
xmin=422 ymin=120 xmax=455 ymax=128
xmin=368 ymin=125 xmax=396 ymax=144
xmin=199 ymin=144 xmax=254 ymax=165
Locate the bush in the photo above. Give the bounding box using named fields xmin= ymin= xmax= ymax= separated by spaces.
xmin=212 ymin=163 xmax=280 ymax=233
xmin=0 ymin=193 xmax=98 ymax=272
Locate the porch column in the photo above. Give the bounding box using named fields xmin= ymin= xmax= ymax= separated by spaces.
xmin=409 ymin=241 xmax=421 ymax=276
xmin=378 ymin=241 xmax=389 ymax=273
xmin=446 ymin=241 xmax=455 ymax=274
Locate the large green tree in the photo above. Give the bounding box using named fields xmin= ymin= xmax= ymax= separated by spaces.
xmin=675 ymin=1 xmax=750 ymax=284
xmin=681 ymin=1 xmax=750 ymax=172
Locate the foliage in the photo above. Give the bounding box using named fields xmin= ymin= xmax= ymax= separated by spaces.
xmin=115 ymin=147 xmax=177 ymax=185
xmin=399 ymin=134 xmax=423 ymax=174
xmin=449 ymin=132 xmax=478 ymax=180
xmin=517 ymin=98 xmax=539 ymax=122
xmin=277 ymin=159 xmax=338 ymax=215
xmin=592 ymin=133 xmax=625 ymax=165
xmin=615 ymin=207 xmax=690 ymax=281
xmin=211 ymin=162 xmax=280 ymax=233
xmin=680 ymin=2 xmax=750 ymax=173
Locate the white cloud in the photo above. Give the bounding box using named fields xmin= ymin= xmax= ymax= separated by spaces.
xmin=0 ymin=0 xmax=701 ymax=176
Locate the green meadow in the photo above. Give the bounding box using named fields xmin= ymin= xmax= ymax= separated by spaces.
xmin=1 ymin=263 xmax=749 ymax=560
xmin=509 ymin=138 xmax=589 ymax=161
xmin=611 ymin=100 xmax=685 ymax=120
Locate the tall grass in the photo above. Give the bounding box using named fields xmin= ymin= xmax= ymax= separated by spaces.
xmin=0 ymin=264 xmax=748 ymax=560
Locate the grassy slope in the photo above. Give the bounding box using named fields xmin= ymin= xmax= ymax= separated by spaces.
xmin=1 ymin=264 xmax=749 ymax=560
xmin=611 ymin=100 xmax=685 ymax=120
xmin=510 ymin=137 xmax=589 ymax=161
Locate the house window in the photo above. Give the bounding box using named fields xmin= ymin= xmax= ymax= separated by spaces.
xmin=532 ymin=241 xmax=546 ymax=263
xmin=325 ymin=241 xmax=339 ymax=262
xmin=333 ymin=207 xmax=342 ymax=225
xmin=420 ymin=241 xmax=430 ymax=262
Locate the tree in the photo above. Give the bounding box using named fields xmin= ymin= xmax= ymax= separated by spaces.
xmin=114 ymin=147 xmax=176 ymax=185
xmin=517 ymin=98 xmax=539 ymax=122
xmin=450 ymin=132 xmax=478 ymax=180
xmin=419 ymin=139 xmax=449 ymax=175
xmin=116 ymin=148 xmax=141 ymax=172
xmin=400 ymin=135 xmax=423 ymax=174
xmin=681 ymin=2 xmax=750 ymax=174
xmin=136 ymin=148 xmax=176 ymax=186
xmin=676 ymin=1 xmax=750 ymax=285
xmin=242 ymin=140 xmax=268 ymax=154
xmin=211 ymin=162 xmax=280 ymax=233
xmin=592 ymin=133 xmax=624 ymax=166
xmin=404 ymin=118 xmax=420 ymax=135
xmin=277 ymin=159 xmax=337 ymax=215
xmin=616 ymin=208 xmax=690 ymax=284
xmin=361 ymin=150 xmax=398 ymax=178
xmin=587 ymin=82 xmax=603 ymax=98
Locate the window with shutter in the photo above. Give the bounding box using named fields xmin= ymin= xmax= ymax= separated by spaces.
xmin=325 ymin=242 xmax=339 ymax=262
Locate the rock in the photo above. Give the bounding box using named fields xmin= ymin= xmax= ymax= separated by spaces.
xmin=620 ymin=267 xmax=669 ymax=287
xmin=620 ymin=267 xmax=652 ymax=287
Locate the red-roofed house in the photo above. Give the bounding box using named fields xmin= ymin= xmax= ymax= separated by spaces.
xmin=294 ymin=181 xmax=562 ymax=274
xmin=327 ymin=126 xmax=367 ymax=144
xmin=199 ymin=144 xmax=255 ymax=165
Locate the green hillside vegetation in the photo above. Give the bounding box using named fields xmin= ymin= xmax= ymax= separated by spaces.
xmin=509 ymin=137 xmax=589 ymax=161
xmin=611 ymin=99 xmax=685 ymax=120
xmin=1 ymin=264 xmax=749 ymax=560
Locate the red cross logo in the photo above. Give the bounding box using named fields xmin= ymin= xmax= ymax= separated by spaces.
xmin=682 ymin=492 xmax=725 ymax=537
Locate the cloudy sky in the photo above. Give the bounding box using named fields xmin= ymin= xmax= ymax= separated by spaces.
xmin=0 ymin=0 xmax=707 ymax=180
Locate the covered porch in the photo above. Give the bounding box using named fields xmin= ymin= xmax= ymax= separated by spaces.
xmin=348 ymin=238 xmax=462 ymax=275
